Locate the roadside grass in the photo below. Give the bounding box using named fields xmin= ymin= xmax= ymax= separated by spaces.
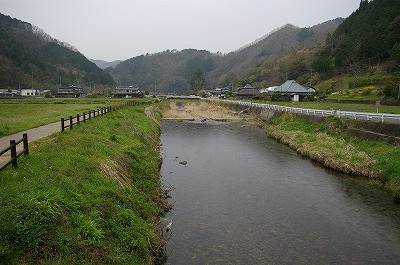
xmin=250 ymin=99 xmax=400 ymax=114
xmin=265 ymin=113 xmax=400 ymax=198
xmin=0 ymin=98 xmax=151 ymax=137
xmin=0 ymin=105 xmax=166 ymax=264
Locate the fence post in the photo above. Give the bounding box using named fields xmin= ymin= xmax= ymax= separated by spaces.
xmin=23 ymin=133 xmax=28 ymax=155
xmin=83 ymin=112 xmax=86 ymax=122
xmin=10 ymin=140 xmax=17 ymax=168
xmin=110 ymin=105 xmax=112 ymax=112
xmin=61 ymin=118 xmax=65 ymax=132
xmin=77 ymin=114 xmax=80 ymax=125
xmin=69 ymin=116 xmax=73 ymax=129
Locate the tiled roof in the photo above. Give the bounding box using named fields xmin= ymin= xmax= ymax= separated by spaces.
xmin=273 ymin=80 xmax=309 ymax=94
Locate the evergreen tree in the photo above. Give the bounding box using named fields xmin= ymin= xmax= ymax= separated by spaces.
xmin=191 ymin=69 xmax=206 ymax=90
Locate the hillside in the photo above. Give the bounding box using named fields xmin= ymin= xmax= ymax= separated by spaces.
xmin=322 ymin=0 xmax=400 ymax=71
xmin=0 ymin=13 xmax=115 ymax=90
xmin=90 ymin=59 xmax=122 ymax=69
xmin=213 ymin=18 xmax=344 ymax=88
xmin=108 ymin=49 xmax=216 ymax=94
xmin=108 ymin=19 xmax=342 ymax=94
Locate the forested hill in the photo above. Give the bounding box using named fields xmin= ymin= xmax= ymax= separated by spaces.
xmin=108 ymin=19 xmax=342 ymax=94
xmin=107 ymin=49 xmax=216 ymax=94
xmin=319 ymin=0 xmax=400 ymax=71
xmin=0 ymin=13 xmax=115 ymax=89
xmin=212 ymin=18 xmax=343 ymax=88
xmin=90 ymin=59 xmax=122 ymax=69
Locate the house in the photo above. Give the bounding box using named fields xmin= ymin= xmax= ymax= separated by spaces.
xmin=112 ymin=86 xmax=144 ymax=98
xmin=235 ymin=84 xmax=260 ymax=98
xmin=305 ymin=86 xmax=317 ymax=93
xmin=20 ymin=89 xmax=39 ymax=97
xmin=55 ymin=86 xmax=85 ymax=98
xmin=0 ymin=89 xmax=20 ymax=97
xmin=20 ymin=89 xmax=51 ymax=97
xmin=273 ymin=80 xmax=313 ymax=101
xmin=259 ymin=86 xmax=278 ymax=94
xmin=201 ymin=87 xmax=231 ymax=98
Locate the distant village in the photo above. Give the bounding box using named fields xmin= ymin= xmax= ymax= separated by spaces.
xmin=0 ymin=80 xmax=316 ymax=102
xmin=0 ymin=85 xmax=145 ymax=99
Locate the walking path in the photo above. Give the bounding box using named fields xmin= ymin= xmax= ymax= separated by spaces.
xmin=0 ymin=121 xmax=60 ymax=166
xmin=0 ymin=110 xmax=110 ymax=168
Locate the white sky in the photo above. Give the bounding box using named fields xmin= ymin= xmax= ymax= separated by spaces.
xmin=1 ymin=0 xmax=360 ymax=61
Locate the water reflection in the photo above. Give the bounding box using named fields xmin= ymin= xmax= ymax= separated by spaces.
xmin=160 ymin=121 xmax=400 ymax=264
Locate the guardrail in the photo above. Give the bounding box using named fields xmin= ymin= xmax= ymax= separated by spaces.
xmin=219 ymin=99 xmax=400 ymax=125
xmin=0 ymin=133 xmax=28 ymax=171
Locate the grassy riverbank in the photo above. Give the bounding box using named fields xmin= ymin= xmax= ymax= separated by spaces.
xmin=264 ymin=113 xmax=400 ymax=199
xmin=0 ymin=105 xmax=167 ymax=264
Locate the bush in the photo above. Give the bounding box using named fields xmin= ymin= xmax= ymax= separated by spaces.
xmin=271 ymin=93 xmax=291 ymax=102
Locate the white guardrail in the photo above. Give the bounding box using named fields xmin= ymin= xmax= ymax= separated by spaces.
xmin=214 ymin=99 xmax=400 ymax=125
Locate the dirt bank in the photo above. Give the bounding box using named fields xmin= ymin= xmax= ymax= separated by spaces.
xmin=161 ymin=100 xmax=253 ymax=121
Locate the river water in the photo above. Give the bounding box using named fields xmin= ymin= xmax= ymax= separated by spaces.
xmin=160 ymin=121 xmax=400 ymax=264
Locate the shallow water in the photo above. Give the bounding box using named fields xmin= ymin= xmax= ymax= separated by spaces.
xmin=160 ymin=121 xmax=400 ymax=264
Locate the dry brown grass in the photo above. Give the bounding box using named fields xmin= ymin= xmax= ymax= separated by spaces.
xmin=267 ymin=129 xmax=379 ymax=178
xmin=99 ymin=158 xmax=132 ymax=187
xmin=162 ymin=101 xmax=242 ymax=120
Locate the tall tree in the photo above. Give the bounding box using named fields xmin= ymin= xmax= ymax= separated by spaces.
xmin=191 ymin=69 xmax=206 ymax=90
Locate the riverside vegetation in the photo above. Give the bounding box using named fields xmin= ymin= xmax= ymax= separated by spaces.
xmin=264 ymin=113 xmax=400 ymax=199
xmin=0 ymin=104 xmax=168 ymax=264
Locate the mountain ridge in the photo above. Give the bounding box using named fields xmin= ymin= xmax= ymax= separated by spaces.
xmin=0 ymin=13 xmax=115 ymax=90
xmin=107 ymin=18 xmax=343 ymax=94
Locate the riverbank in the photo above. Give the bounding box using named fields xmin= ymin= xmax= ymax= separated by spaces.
xmin=263 ymin=113 xmax=400 ymax=199
xmin=0 ymin=105 xmax=167 ymax=264
xmin=161 ymin=100 xmax=253 ymax=121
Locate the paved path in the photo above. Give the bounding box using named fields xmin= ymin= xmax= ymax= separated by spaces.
xmin=0 ymin=121 xmax=61 ymax=166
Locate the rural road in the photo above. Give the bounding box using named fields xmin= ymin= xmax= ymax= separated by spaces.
xmin=0 ymin=121 xmax=60 ymax=167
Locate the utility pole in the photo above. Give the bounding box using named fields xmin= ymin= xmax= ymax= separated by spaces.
xmin=31 ymin=71 xmax=33 ymax=90
xmin=310 ymin=69 xmax=313 ymax=87
xmin=398 ymin=80 xmax=400 ymax=100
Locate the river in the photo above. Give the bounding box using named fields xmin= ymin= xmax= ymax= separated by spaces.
xmin=160 ymin=120 xmax=400 ymax=264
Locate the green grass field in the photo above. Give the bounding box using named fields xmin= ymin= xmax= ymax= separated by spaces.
xmin=0 ymin=104 xmax=166 ymax=264
xmin=0 ymin=98 xmax=149 ymax=137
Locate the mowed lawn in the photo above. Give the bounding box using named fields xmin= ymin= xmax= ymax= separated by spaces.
xmin=0 ymin=98 xmax=128 ymax=137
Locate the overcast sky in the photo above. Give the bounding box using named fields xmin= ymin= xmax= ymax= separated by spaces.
xmin=1 ymin=0 xmax=360 ymax=61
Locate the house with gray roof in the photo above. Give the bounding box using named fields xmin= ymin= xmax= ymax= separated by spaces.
xmin=235 ymin=84 xmax=259 ymax=98
xmin=273 ymin=80 xmax=313 ymax=101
